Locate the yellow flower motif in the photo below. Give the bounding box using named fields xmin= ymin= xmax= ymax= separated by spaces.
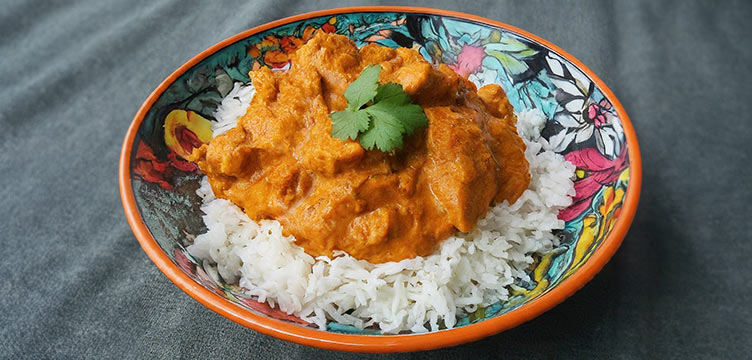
xmin=508 ymin=249 xmax=561 ymax=303
xmin=163 ymin=110 xmax=213 ymax=159
xmin=573 ymin=214 xmax=598 ymax=270
xmin=563 ymin=172 xmax=628 ymax=277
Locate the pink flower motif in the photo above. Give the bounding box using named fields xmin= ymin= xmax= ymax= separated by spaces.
xmin=173 ymin=248 xmax=195 ymax=275
xmin=558 ymin=146 xmax=628 ymax=221
xmin=448 ymin=45 xmax=486 ymax=77
xmin=585 ymin=99 xmax=612 ymax=128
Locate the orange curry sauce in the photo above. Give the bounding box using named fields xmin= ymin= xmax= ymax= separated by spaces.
xmin=189 ymin=32 xmax=530 ymax=263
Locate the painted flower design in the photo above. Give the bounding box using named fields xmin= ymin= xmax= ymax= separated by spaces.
xmin=236 ymin=296 xmax=310 ymax=325
xmin=173 ymin=247 xmax=196 ymax=275
xmin=405 ymin=17 xmax=538 ymax=87
xmin=163 ymin=109 xmax=212 ymax=159
xmin=468 ymin=66 xmax=499 ymax=88
xmin=195 ymin=266 xmax=222 ymax=294
xmin=133 ymin=142 xmax=189 ymax=190
xmin=546 ymin=54 xmax=623 ymax=158
xmin=133 ymin=109 xmax=213 ymax=189
xmin=586 ymin=99 xmax=609 ymax=128
xmin=558 ymin=146 xmax=628 ymax=221
xmin=448 ymin=44 xmax=485 ymax=77
xmin=598 ymin=184 xmax=626 ymax=228
xmin=247 ymin=17 xmax=337 ymax=71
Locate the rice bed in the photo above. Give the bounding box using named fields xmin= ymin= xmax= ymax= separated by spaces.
xmin=187 ymin=83 xmax=575 ymax=333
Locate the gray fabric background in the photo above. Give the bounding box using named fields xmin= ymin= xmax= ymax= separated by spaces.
xmin=1 ymin=0 xmax=751 ymax=358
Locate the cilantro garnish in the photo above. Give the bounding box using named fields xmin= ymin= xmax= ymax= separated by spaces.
xmin=329 ymin=65 xmax=428 ymax=152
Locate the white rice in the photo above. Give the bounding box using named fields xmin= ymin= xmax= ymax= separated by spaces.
xmin=187 ymin=82 xmax=576 ymax=333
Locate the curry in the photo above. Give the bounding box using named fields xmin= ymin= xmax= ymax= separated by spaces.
xmin=189 ymin=32 xmax=530 ymax=263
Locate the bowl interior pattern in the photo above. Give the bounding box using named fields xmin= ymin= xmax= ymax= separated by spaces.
xmin=128 ymin=11 xmax=631 ymax=335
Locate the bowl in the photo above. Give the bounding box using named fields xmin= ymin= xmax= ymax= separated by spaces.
xmin=119 ymin=6 xmax=641 ymax=352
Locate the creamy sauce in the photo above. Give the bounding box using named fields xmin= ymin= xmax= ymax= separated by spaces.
xmin=189 ymin=32 xmax=530 ymax=263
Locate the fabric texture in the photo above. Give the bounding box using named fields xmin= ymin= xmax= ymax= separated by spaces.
xmin=1 ymin=0 xmax=750 ymax=358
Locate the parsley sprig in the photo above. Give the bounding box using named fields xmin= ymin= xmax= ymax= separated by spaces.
xmin=329 ymin=65 xmax=428 ymax=152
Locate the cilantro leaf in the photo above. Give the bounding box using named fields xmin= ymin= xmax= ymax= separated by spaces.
xmin=370 ymin=83 xmax=428 ymax=136
xmin=359 ymin=111 xmax=405 ymax=152
xmin=370 ymin=102 xmax=427 ymax=136
xmin=373 ymin=83 xmax=411 ymax=105
xmin=330 ymin=110 xmax=370 ymax=141
xmin=344 ymin=65 xmax=381 ymax=111
xmin=328 ymin=64 xmax=429 ymax=152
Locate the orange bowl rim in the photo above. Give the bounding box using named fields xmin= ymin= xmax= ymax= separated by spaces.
xmin=119 ymin=5 xmax=642 ymax=353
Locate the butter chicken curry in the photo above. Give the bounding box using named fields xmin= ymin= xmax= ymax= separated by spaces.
xmin=189 ymin=32 xmax=530 ymax=263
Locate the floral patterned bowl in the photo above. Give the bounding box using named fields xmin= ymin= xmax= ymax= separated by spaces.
xmin=119 ymin=6 xmax=641 ymax=352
